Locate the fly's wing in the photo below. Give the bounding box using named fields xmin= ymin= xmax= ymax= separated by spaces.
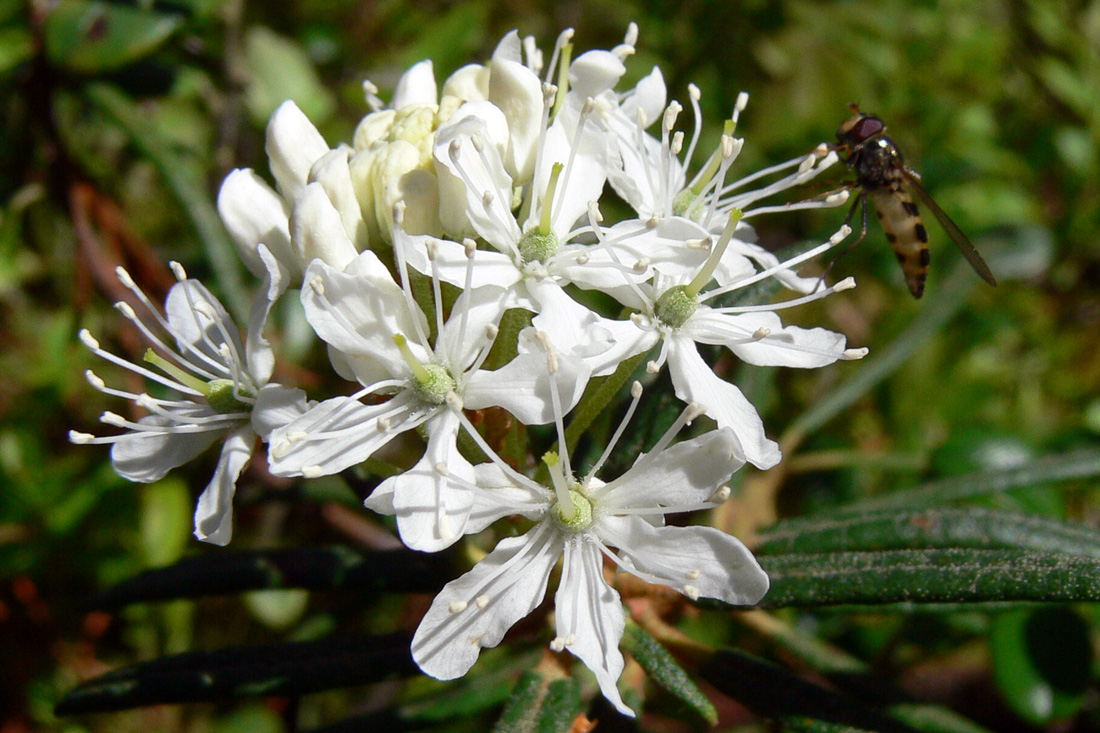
xmin=903 ymin=171 xmax=997 ymax=286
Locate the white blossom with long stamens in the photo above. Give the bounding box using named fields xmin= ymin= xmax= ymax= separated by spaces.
xmin=557 ymin=214 xmax=866 ymax=469
xmin=266 ymin=223 xmax=591 ymax=551
xmin=411 ymin=381 xmax=768 ymax=716
xmin=69 ymin=248 xmax=307 ymax=545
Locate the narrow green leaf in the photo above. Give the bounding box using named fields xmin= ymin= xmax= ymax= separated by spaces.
xmin=990 ymin=607 xmax=1092 ymax=725
xmin=699 ymin=649 xmax=915 ymax=732
xmin=757 ymin=507 xmax=1100 ymax=560
xmin=885 ymin=703 xmax=993 ymax=733
xmin=82 ymin=83 xmax=249 ymax=320
xmin=0 ymin=26 xmax=35 ymax=77
xmin=565 ymin=348 xmax=650 ymax=453
xmin=54 ymin=633 xmax=416 ymax=714
xmin=44 ymin=0 xmax=183 ymax=74
xmin=828 ymin=449 xmax=1100 ymax=515
xmin=621 ymin=621 xmax=717 ymax=724
xmin=87 ymin=547 xmax=454 ymax=609
xmin=493 ymin=670 xmax=582 ymax=733
xmin=755 ymin=549 xmax=1100 ymax=608
xmin=243 ymin=27 xmax=336 ymax=127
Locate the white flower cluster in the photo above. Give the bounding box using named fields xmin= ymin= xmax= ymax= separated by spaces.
xmin=73 ymin=25 xmax=865 ymax=715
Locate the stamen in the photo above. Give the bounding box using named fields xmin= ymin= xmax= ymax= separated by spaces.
xmin=585 ymin=381 xmax=645 ymax=481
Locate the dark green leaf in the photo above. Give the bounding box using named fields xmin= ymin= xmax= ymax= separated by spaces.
xmin=990 ymin=607 xmax=1091 ymax=725
xmin=44 ymin=0 xmax=183 ymax=74
xmin=87 ymin=546 xmax=454 ymax=609
xmin=828 ymin=449 xmax=1100 ymax=516
xmin=493 ymin=670 xmax=582 ymax=733
xmin=757 ymin=507 xmax=1100 ymax=560
xmin=754 ymin=549 xmax=1100 ymax=608
xmin=54 ymin=632 xmax=415 ymax=714
xmin=621 ymin=621 xmax=717 ymax=724
xmin=699 ymin=649 xmax=915 ymax=732
xmin=0 ymin=26 xmax=34 ymax=77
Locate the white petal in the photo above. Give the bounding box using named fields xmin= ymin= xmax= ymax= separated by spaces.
xmin=309 ymin=148 xmax=369 ymax=252
xmin=466 ymin=462 xmax=549 ymax=532
xmin=463 ymin=345 xmax=590 ymax=425
xmin=164 ymin=280 xmax=242 ymax=371
xmin=488 ymin=54 xmax=543 ymax=182
xmin=441 ymin=63 xmax=490 ymax=102
xmin=266 ymin=392 xmax=427 ymax=477
xmin=111 ymin=413 xmax=221 ymax=482
xmin=568 ymin=50 xmax=626 ymax=101
xmin=601 ymin=518 xmax=769 ymax=606
xmin=290 ymin=182 xmax=358 ymax=271
xmin=434 ymin=109 xmax=518 ymax=252
xmin=601 ymin=428 xmax=743 ymax=512
xmin=666 ymin=335 xmax=780 ymax=469
xmin=684 ymin=309 xmax=848 ymax=368
xmin=392 ymin=59 xmax=437 ymax=109
xmin=299 ymin=254 xmax=426 ymax=379
xmin=266 ymin=100 xmax=329 ymax=200
xmin=193 ymin=426 xmax=254 ymax=546
xmin=216 ymin=168 xmax=295 ymax=280
xmin=619 ymin=66 xmax=666 ymax=131
xmin=387 ymin=410 xmax=476 ymax=552
xmin=412 ymin=526 xmax=560 ymax=680
xmin=539 ymin=122 xmax=607 ymax=239
xmin=251 ymin=383 xmax=311 ymax=440
xmin=555 ymin=537 xmax=632 ymax=716
xmin=398 ymin=231 xmax=521 ymax=292
xmin=244 ymin=244 xmax=288 ymax=385
xmin=437 ymin=286 xmax=510 ymax=372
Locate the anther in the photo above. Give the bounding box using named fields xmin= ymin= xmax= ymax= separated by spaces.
xmin=671 ymin=131 xmax=684 ymax=155
xmin=813 ymin=142 xmax=830 ymax=157
xmin=752 ymin=327 xmax=771 ymax=340
xmin=834 ymin=276 xmax=857 ymax=292
xmin=587 ymin=201 xmax=603 ymax=223
xmin=470 ymin=133 xmax=485 ymax=153
xmin=484 ymin=324 xmax=499 ymax=340
xmin=843 ymin=347 xmax=870 ymax=360
xmin=682 ymin=584 xmax=701 ymax=600
xmin=85 ymin=370 xmax=106 ymax=390
xmin=169 ymin=261 xmax=188 ymax=281
xmin=798 ymin=154 xmax=816 ymax=173
xmin=709 ymin=485 xmax=731 ymax=503
xmin=686 ymin=569 xmax=701 ymax=580
xmin=475 ymin=595 xmax=489 ymax=609
xmin=101 ymin=412 xmax=126 ymax=427
xmin=690 ymin=84 xmax=702 ymax=102
xmin=448 ymin=139 xmax=462 ymax=161
xmin=630 ymin=381 xmax=643 ymax=398
xmin=464 ymin=238 xmax=477 ymax=257
xmin=433 ymin=462 xmax=449 ymax=476
xmin=309 ymin=277 xmax=325 ymax=295
xmin=550 ymin=637 xmax=566 ymax=652
xmin=830 ymin=225 xmax=853 ymax=244
xmin=826 ymin=191 xmax=850 ymax=205
xmin=482 ymin=191 xmax=494 ymax=209
xmin=633 ymin=257 xmax=650 ymax=273
xmin=448 ymin=600 xmax=468 ymax=614
xmin=115 ymin=266 xmax=136 ymax=288
xmin=662 ymin=101 xmax=682 ymax=132
xmin=115 ymin=302 xmax=136 ymax=320
xmin=546 ymin=351 xmax=559 ymax=374
xmin=302 ymin=465 xmax=323 ymax=478
xmin=683 ymin=403 xmax=706 ymax=422
xmin=575 ymin=254 xmax=590 ymax=265
xmin=69 ymin=430 xmax=95 ymax=444
xmin=80 ymin=330 xmax=100 ymax=350
xmin=735 ymin=91 xmax=749 ymax=112
xmin=646 ymin=360 xmax=659 ymax=374
xmin=635 ymin=107 xmax=648 ymax=127
xmin=646 ymin=215 xmax=659 ymax=229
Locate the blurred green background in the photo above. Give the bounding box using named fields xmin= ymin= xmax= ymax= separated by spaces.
xmin=1 ymin=0 xmax=1098 ymax=730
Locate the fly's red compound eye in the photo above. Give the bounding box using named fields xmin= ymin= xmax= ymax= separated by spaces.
xmin=849 ymin=115 xmax=884 ymax=143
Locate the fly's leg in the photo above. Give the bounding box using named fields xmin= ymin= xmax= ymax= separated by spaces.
xmin=814 ymin=191 xmax=868 ymax=293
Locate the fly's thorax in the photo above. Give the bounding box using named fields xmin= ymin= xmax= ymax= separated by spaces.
xmin=850 ymin=137 xmax=905 ymax=191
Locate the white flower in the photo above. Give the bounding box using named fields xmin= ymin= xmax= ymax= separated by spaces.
xmin=410 ymin=383 xmax=768 ymax=715
xmin=266 ymin=223 xmax=591 ymax=551
xmin=69 ymin=249 xmax=306 ymax=545
xmin=218 ymin=101 xmax=337 ymax=281
xmin=560 ymin=214 xmax=867 ymax=469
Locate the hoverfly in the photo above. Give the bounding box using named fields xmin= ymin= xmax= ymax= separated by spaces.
xmin=834 ymin=104 xmax=996 ymax=298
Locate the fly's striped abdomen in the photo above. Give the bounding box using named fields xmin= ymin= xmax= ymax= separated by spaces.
xmin=869 ymin=187 xmax=930 ymax=298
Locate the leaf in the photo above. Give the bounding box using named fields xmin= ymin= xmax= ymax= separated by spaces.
xmin=756 ymin=507 xmax=1100 ymax=560
xmin=43 ymin=0 xmax=183 ymax=74
xmin=754 ymin=549 xmax=1100 ymax=608
xmin=827 ymin=449 xmax=1100 ymax=516
xmin=990 ymin=607 xmax=1092 ymax=725
xmin=82 ymin=83 xmax=250 ymax=321
xmin=243 ymin=27 xmax=335 ymax=127
xmin=87 ymin=546 xmax=454 ymax=609
xmin=493 ymin=670 xmax=582 ymax=733
xmin=620 ymin=621 xmax=717 ymax=724
xmin=54 ymin=632 xmax=416 ymax=714
xmin=699 ymin=649 xmax=915 ymax=732
xmin=0 ymin=26 xmax=35 ymax=77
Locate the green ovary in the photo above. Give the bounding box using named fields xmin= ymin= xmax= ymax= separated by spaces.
xmin=654 ymin=285 xmax=699 ymax=328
